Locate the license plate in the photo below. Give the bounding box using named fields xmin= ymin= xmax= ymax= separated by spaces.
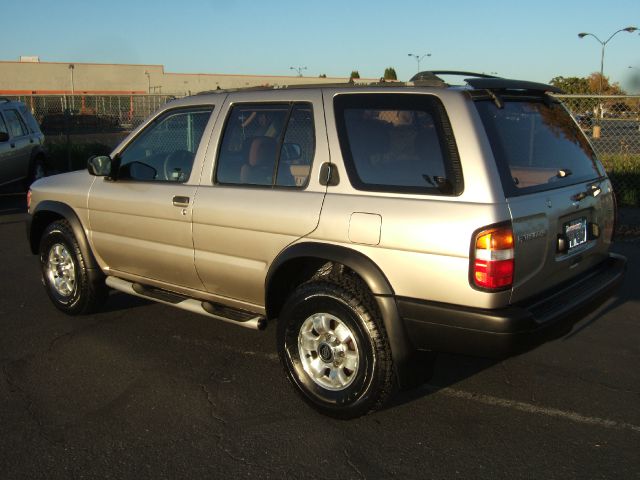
xmin=564 ymin=217 xmax=588 ymax=249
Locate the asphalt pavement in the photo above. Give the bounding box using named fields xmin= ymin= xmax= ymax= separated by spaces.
xmin=1 ymin=191 xmax=639 ymax=479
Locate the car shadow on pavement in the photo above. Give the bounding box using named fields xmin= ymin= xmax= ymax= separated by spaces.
xmin=100 ymin=291 xmax=153 ymax=313
xmin=0 ymin=186 xmax=27 ymax=217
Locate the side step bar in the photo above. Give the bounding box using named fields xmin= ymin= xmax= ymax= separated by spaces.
xmin=105 ymin=276 xmax=266 ymax=330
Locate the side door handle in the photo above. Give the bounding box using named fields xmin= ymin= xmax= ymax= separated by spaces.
xmin=172 ymin=196 xmax=190 ymax=207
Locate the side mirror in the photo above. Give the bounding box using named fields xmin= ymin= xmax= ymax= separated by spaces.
xmin=282 ymin=142 xmax=302 ymax=161
xmin=0 ymin=131 xmax=9 ymax=142
xmin=87 ymin=155 xmax=113 ymax=177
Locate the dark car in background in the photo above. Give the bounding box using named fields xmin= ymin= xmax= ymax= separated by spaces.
xmin=0 ymin=98 xmax=47 ymax=187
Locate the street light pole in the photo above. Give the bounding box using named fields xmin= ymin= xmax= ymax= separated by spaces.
xmin=145 ymin=70 xmax=151 ymax=94
xmin=68 ymin=64 xmax=75 ymax=111
xmin=578 ymin=26 xmax=637 ymax=129
xmin=407 ymin=53 xmax=431 ymax=73
xmin=289 ymin=66 xmax=307 ymax=77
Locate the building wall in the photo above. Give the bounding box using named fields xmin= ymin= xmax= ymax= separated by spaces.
xmin=0 ymin=60 xmax=359 ymax=96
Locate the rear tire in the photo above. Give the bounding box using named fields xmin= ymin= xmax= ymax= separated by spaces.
xmin=39 ymin=220 xmax=107 ymax=315
xmin=277 ymin=276 xmax=395 ymax=418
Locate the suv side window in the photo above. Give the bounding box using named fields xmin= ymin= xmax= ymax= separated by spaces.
xmin=18 ymin=105 xmax=40 ymax=134
xmin=117 ymin=107 xmax=213 ymax=182
xmin=3 ymin=110 xmax=28 ymax=138
xmin=334 ymin=94 xmax=463 ymax=195
xmin=0 ymin=114 xmax=8 ymax=137
xmin=216 ymin=103 xmax=315 ymax=187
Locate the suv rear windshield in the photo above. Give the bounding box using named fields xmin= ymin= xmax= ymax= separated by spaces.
xmin=334 ymin=94 xmax=463 ymax=195
xmin=475 ymin=98 xmax=604 ymax=196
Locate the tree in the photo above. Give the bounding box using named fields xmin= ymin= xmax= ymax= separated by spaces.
xmin=587 ymin=72 xmax=625 ymax=95
xmin=549 ymin=76 xmax=591 ymax=94
xmin=349 ymin=70 xmax=360 ymax=79
xmin=550 ymin=74 xmax=626 ymax=95
xmin=383 ymin=67 xmax=397 ymax=80
xmin=318 ymin=74 xmax=327 ymax=78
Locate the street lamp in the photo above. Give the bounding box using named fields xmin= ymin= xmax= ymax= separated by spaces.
xmin=578 ymin=27 xmax=637 ymax=138
xmin=290 ymin=66 xmax=307 ymax=77
xmin=68 ymin=64 xmax=75 ymax=111
xmin=408 ymin=53 xmax=431 ymax=73
xmin=144 ymin=70 xmax=151 ymax=94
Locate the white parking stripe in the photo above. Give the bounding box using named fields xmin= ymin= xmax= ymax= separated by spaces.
xmin=428 ymin=386 xmax=640 ymax=434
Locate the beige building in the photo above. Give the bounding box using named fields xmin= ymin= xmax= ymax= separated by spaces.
xmin=0 ymin=58 xmax=359 ymax=96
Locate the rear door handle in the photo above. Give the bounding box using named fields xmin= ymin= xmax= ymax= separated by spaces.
xmin=172 ymin=196 xmax=190 ymax=207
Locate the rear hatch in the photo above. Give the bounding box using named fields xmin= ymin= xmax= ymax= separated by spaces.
xmin=474 ymin=91 xmax=615 ymax=304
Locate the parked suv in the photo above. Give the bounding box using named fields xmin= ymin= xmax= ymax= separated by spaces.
xmin=27 ymin=72 xmax=626 ymax=418
xmin=0 ymin=98 xmax=47 ymax=187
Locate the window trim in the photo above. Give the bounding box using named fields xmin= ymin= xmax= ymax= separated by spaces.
xmin=214 ymin=101 xmax=315 ymax=190
xmin=333 ymin=93 xmax=464 ymax=196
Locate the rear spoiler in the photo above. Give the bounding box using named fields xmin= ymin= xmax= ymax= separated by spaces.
xmin=410 ymin=71 xmax=564 ymax=94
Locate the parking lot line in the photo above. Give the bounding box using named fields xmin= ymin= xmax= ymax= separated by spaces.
xmin=427 ymin=385 xmax=640 ymax=434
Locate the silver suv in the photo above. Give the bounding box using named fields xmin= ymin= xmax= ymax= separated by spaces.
xmin=0 ymin=98 xmax=47 ymax=187
xmin=27 ymin=72 xmax=626 ymax=418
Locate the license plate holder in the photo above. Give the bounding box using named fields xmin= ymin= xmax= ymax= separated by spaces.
xmin=564 ymin=217 xmax=588 ymax=250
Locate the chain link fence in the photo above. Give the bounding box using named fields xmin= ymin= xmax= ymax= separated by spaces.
xmin=2 ymin=94 xmax=174 ymax=171
xmin=555 ymin=95 xmax=640 ymax=208
xmin=4 ymin=93 xmax=640 ymax=208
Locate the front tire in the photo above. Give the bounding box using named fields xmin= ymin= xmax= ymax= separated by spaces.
xmin=39 ymin=220 xmax=107 ymax=315
xmin=277 ymin=277 xmax=395 ymax=418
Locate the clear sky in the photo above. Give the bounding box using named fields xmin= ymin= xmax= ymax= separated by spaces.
xmin=2 ymin=0 xmax=639 ymax=91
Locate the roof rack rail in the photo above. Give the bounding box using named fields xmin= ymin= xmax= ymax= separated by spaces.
xmin=410 ymin=71 xmax=500 ymax=83
xmin=196 ymin=79 xmax=408 ymax=96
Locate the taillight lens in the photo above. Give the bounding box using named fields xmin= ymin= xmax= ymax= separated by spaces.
xmin=472 ymin=225 xmax=514 ymax=290
xmin=27 ymin=189 xmax=32 ymax=212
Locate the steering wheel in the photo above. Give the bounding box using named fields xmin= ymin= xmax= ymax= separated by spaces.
xmin=163 ymin=150 xmax=193 ymax=182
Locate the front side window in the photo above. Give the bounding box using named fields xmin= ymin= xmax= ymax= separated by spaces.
xmin=334 ymin=94 xmax=462 ymax=195
xmin=3 ymin=110 xmax=28 ymax=138
xmin=117 ymin=107 xmax=213 ymax=182
xmin=475 ymin=99 xmax=604 ymax=195
xmin=216 ymin=103 xmax=315 ymax=187
xmin=0 ymin=114 xmax=8 ymax=137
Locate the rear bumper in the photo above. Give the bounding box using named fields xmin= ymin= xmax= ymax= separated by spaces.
xmin=398 ymin=253 xmax=627 ymax=358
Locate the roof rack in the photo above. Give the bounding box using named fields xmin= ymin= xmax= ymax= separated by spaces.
xmin=410 ymin=70 xmax=499 ymax=83
xmin=196 ymin=79 xmax=410 ymax=96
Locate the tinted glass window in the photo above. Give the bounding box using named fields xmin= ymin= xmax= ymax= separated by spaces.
xmin=277 ymin=105 xmax=315 ymax=187
xmin=216 ymin=103 xmax=315 ymax=187
xmin=118 ymin=107 xmax=212 ymax=182
xmin=335 ymin=94 xmax=460 ymax=195
xmin=18 ymin=105 xmax=40 ymax=133
xmin=3 ymin=110 xmax=28 ymax=138
xmin=475 ymin=99 xmax=603 ymax=195
xmin=0 ymin=114 xmax=8 ymax=137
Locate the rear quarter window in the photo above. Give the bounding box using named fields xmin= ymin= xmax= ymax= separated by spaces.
xmin=334 ymin=93 xmax=463 ymax=195
xmin=475 ymin=98 xmax=604 ymax=195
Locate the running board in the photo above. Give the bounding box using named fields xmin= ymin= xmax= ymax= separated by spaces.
xmin=105 ymin=277 xmax=266 ymax=330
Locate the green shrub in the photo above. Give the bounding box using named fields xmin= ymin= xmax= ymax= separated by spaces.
xmin=599 ymin=154 xmax=640 ymax=207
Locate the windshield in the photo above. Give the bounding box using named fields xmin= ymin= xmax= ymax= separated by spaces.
xmin=475 ymin=98 xmax=604 ymax=195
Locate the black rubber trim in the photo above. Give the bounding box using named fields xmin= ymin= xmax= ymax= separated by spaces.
xmin=399 ymin=253 xmax=626 ymax=358
xmin=30 ymin=201 xmax=102 ymax=282
xmin=267 ymin=242 xmax=395 ymax=296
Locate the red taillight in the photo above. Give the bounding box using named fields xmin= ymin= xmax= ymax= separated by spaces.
xmin=472 ymin=225 xmax=514 ymax=290
xmin=26 ymin=189 xmax=32 ymax=212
